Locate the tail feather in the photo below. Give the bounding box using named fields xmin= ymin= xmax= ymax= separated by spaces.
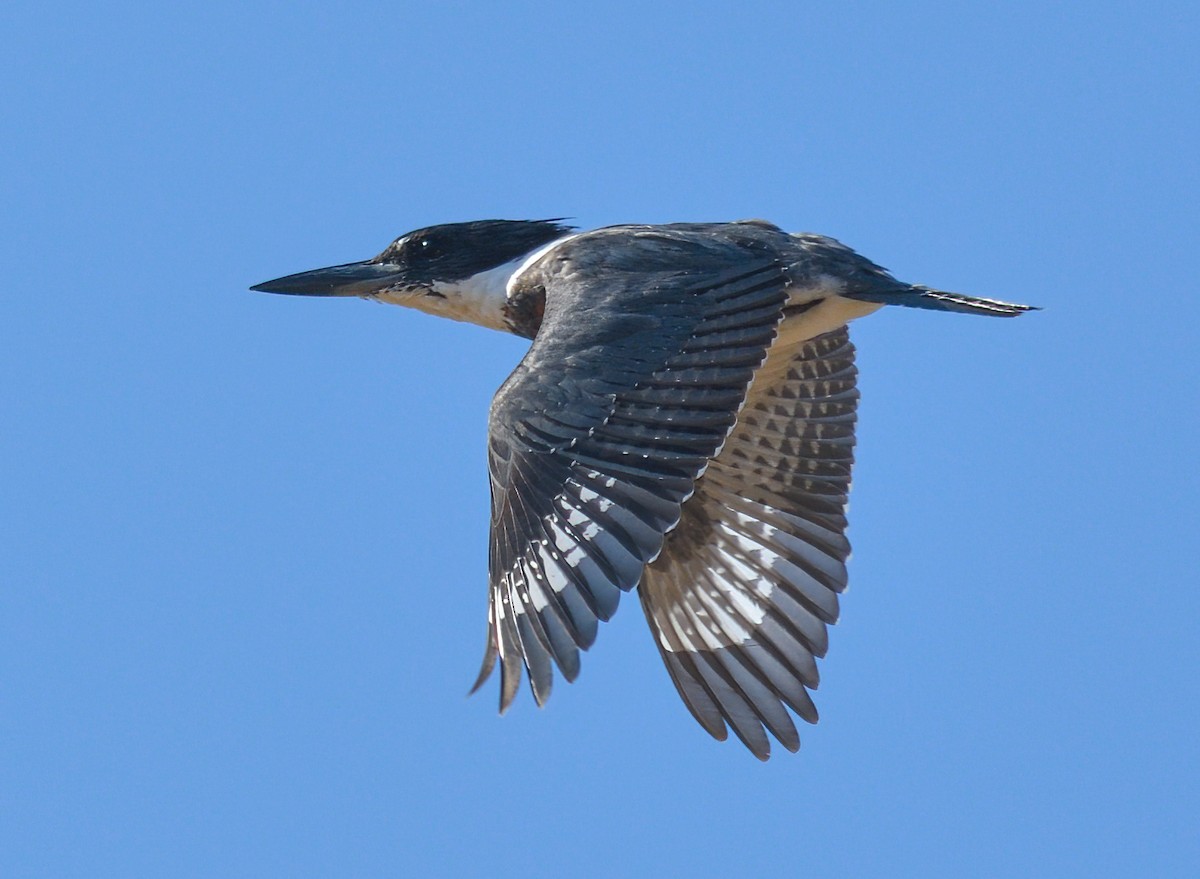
xmin=845 ymin=285 xmax=1038 ymax=317
xmin=910 ymin=286 xmax=1038 ymax=317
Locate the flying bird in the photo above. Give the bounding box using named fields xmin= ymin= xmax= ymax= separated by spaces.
xmin=252 ymin=219 xmax=1034 ymax=759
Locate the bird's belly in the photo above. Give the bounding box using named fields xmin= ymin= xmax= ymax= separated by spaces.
xmin=781 ymin=293 xmax=882 ymax=343
xmin=748 ymin=295 xmax=879 ymax=391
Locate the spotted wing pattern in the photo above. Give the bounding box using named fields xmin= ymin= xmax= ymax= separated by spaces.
xmin=637 ymin=327 xmax=858 ymax=759
xmin=479 ymin=258 xmax=789 ymax=711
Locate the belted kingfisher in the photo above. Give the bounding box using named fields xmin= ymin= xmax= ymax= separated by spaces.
xmin=252 ymin=219 xmax=1034 ymax=759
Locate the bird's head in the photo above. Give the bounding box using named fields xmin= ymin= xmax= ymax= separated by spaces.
xmin=251 ymin=219 xmax=574 ymax=332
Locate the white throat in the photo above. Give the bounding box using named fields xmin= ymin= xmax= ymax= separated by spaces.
xmin=374 ymin=258 xmax=521 ymax=331
xmin=396 ymin=234 xmax=578 ymax=333
xmin=420 ymin=258 xmax=523 ymax=332
xmin=373 ymin=235 xmax=577 ymax=333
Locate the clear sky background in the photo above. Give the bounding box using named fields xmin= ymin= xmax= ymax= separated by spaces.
xmin=3 ymin=2 xmax=1197 ymax=877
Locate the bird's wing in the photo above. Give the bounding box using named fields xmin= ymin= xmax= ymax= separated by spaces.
xmin=479 ymin=253 xmax=789 ymax=711
xmin=637 ymin=326 xmax=857 ymax=759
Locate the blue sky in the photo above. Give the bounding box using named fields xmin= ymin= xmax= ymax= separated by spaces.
xmin=3 ymin=2 xmax=1198 ymax=876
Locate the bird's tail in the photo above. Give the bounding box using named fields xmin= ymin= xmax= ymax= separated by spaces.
xmin=845 ymin=285 xmax=1038 ymax=317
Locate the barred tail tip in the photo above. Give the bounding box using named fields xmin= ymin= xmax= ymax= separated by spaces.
xmin=913 ymin=286 xmax=1039 ymax=317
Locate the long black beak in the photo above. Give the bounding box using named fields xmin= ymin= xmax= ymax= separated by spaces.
xmin=250 ymin=260 xmax=402 ymax=297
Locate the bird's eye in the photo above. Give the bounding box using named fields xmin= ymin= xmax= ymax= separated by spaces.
xmin=411 ymin=235 xmax=442 ymax=259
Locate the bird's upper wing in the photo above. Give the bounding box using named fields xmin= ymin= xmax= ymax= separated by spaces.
xmin=478 ymin=240 xmax=789 ymax=711
xmin=637 ymin=326 xmax=857 ymax=759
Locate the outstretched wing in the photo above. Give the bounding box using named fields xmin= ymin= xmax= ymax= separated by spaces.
xmin=478 ymin=235 xmax=789 ymax=711
xmin=638 ymin=326 xmax=858 ymax=759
